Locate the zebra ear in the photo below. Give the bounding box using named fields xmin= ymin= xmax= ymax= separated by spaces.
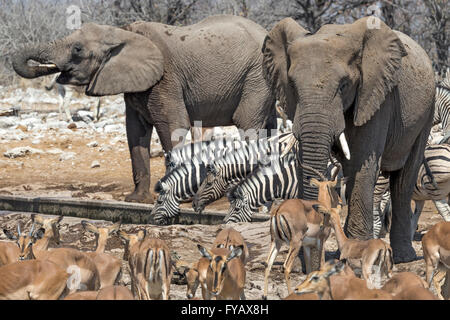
xmin=154 ymin=181 xmax=169 ymax=193
xmin=206 ymin=164 xmax=218 ymax=176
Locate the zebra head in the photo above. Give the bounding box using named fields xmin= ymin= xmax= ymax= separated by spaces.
xmin=151 ymin=180 xmax=179 ymax=225
xmin=193 ymin=163 xmax=226 ymax=213
xmin=225 ymin=186 xmax=254 ymax=223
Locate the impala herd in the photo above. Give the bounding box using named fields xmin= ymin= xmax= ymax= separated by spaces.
xmin=0 ymin=174 xmax=448 ymax=300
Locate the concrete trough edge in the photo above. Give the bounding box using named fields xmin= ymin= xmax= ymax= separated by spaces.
xmin=0 ymin=195 xmax=270 ymax=225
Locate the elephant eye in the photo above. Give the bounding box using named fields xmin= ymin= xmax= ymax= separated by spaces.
xmin=339 ymin=79 xmax=349 ymax=93
xmin=72 ymin=44 xmax=83 ymax=55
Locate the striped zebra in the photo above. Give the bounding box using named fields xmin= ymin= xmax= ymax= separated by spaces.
xmin=432 ymin=74 xmax=450 ymax=140
xmin=165 ymin=136 xmax=239 ymax=173
xmin=373 ymin=144 xmax=450 ymax=239
xmin=192 ymin=132 xmax=295 ymax=213
xmin=225 ymin=152 xmax=299 ymax=223
xmin=152 ymin=133 xmax=296 ymax=224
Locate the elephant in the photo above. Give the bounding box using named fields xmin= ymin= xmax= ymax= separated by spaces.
xmin=12 ymin=15 xmax=277 ymax=204
xmin=262 ymin=16 xmax=435 ymax=263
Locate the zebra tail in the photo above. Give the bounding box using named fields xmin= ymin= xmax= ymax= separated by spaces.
xmin=422 ymin=157 xmax=438 ymax=189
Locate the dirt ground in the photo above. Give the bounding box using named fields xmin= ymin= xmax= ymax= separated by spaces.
xmin=0 ymin=88 xmax=446 ymax=300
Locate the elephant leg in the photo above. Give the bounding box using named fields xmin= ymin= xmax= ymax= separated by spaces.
xmin=389 ymin=133 xmax=430 ymax=263
xmin=433 ymin=199 xmax=450 ymax=221
xmin=124 ymin=104 xmax=154 ymax=204
xmin=411 ymin=200 xmax=425 ymax=241
xmin=343 ymin=154 xmax=381 ymax=240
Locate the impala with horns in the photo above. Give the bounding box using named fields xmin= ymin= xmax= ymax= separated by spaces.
xmin=6 ymin=223 xmax=100 ymax=293
xmin=263 ymin=166 xmax=341 ymax=299
xmin=197 ymin=244 xmax=246 ymax=300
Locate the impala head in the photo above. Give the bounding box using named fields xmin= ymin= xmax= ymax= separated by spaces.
xmin=119 ymin=229 xmax=146 ymax=260
xmin=184 ymin=264 xmax=200 ymax=300
xmin=82 ymin=220 xmax=121 ymax=242
xmin=294 ymin=259 xmax=345 ymax=299
xmin=31 ymin=214 xmax=64 ymax=245
xmin=5 ymin=224 xmax=45 ymax=260
xmin=313 ymin=204 xmax=342 ymax=226
xmin=197 ymin=244 xmax=243 ymax=296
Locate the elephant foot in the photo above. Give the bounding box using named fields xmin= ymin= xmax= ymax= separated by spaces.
xmin=125 ymin=191 xmax=154 ymax=204
xmin=392 ymin=245 xmax=417 ymax=264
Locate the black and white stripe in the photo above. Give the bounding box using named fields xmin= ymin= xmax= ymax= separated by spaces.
xmin=193 ymin=132 xmax=294 ymax=212
xmin=373 ymin=144 xmax=450 ymax=238
xmin=433 ymin=76 xmax=450 ymax=134
xmin=225 ymin=152 xmax=299 ymax=223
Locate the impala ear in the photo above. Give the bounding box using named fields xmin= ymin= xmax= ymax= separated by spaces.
xmin=310 ymin=178 xmax=320 ymax=188
xmin=227 ymin=245 xmax=243 ymax=262
xmin=108 ymin=221 xmax=122 ymax=235
xmin=81 ymin=221 xmax=99 ymax=235
xmin=312 ymin=204 xmax=329 ymax=215
xmin=351 ymin=17 xmax=407 ymax=126
xmin=3 ymin=229 xmax=17 ymax=241
xmin=33 ymin=228 xmax=45 ymax=241
xmin=31 ymin=214 xmax=45 ymax=226
xmin=86 ymin=24 xmax=164 ymax=96
xmin=118 ymin=230 xmax=130 ymax=241
xmin=197 ymin=244 xmax=213 ymax=260
xmin=137 ymin=229 xmax=147 ymax=240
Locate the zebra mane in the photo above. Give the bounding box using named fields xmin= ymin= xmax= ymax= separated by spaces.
xmin=439 ymin=75 xmax=450 ymax=90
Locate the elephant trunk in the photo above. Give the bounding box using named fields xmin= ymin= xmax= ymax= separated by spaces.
xmin=295 ymin=108 xmax=341 ymax=199
xmin=12 ymin=43 xmax=60 ymax=79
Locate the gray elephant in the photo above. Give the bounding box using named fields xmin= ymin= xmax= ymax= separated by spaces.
xmin=12 ymin=15 xmax=277 ymax=204
xmin=262 ymin=16 xmax=435 ymax=263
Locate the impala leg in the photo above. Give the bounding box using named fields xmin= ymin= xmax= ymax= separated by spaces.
xmin=263 ymin=240 xmax=281 ymax=300
xmin=303 ymin=245 xmax=312 ymax=274
xmin=284 ymin=236 xmax=303 ymax=294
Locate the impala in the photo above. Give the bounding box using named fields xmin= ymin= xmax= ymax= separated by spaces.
xmin=197 ymin=244 xmax=246 ymax=300
xmin=314 ymin=204 xmax=393 ymax=288
xmin=81 ymin=220 xmax=122 ymax=288
xmin=263 ymin=172 xmax=340 ymax=299
xmin=422 ymin=221 xmax=450 ymax=300
xmin=294 ymin=260 xmax=393 ymax=300
xmin=132 ymin=237 xmax=172 ymax=300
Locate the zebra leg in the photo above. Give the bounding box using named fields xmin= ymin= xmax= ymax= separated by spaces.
xmin=433 ymin=199 xmax=450 ymax=221
xmin=62 ymin=89 xmax=73 ymax=122
xmin=411 ymin=200 xmax=425 ymax=241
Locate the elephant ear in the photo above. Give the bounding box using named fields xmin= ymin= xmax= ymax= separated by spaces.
xmin=87 ymin=26 xmax=164 ymax=96
xmin=353 ymin=17 xmax=407 ymax=126
xmin=262 ymin=18 xmax=310 ymax=115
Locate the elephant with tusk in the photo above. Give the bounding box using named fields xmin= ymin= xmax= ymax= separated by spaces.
xmin=12 ymin=15 xmax=277 ymax=204
xmin=262 ymin=16 xmax=436 ymax=264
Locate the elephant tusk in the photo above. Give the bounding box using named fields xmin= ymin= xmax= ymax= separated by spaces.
xmin=281 ymin=134 xmax=297 ymax=158
xmin=38 ymin=63 xmax=58 ymax=68
xmin=339 ymin=132 xmax=351 ymax=160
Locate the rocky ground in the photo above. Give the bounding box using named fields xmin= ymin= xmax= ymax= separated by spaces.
xmin=0 ymin=83 xmax=447 ymax=299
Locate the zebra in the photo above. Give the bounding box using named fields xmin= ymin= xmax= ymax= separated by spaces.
xmin=225 ymin=152 xmax=299 ymax=223
xmin=373 ymin=144 xmax=450 ymax=239
xmin=151 ymin=134 xmax=296 ymax=224
xmin=45 ymin=73 xmax=102 ymax=122
xmin=432 ymin=73 xmax=450 ymax=142
xmin=192 ymin=132 xmax=296 ymax=213
xmin=165 ymin=136 xmax=241 ymax=173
